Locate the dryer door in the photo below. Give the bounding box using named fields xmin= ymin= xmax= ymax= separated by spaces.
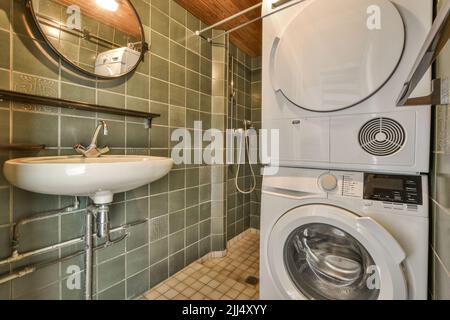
xmin=267 ymin=204 xmax=408 ymax=300
xmin=270 ymin=0 xmax=405 ymax=112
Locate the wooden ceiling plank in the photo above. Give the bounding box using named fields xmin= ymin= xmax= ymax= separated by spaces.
xmin=175 ymin=0 xmax=262 ymax=56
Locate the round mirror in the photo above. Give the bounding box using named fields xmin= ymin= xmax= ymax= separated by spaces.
xmin=29 ymin=0 xmax=147 ymax=79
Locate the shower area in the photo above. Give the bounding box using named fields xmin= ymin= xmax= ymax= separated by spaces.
xmin=225 ymin=42 xmax=262 ymax=242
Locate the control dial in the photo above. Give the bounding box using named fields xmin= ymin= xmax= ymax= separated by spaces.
xmin=319 ymin=174 xmax=338 ymax=192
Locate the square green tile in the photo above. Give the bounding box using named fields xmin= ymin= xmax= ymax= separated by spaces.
xmin=96 ymin=232 xmax=126 ymax=264
xmin=127 ymin=96 xmax=149 ymax=113
xmin=149 ymin=215 xmax=168 ymax=242
xmin=150 ymin=54 xmax=169 ymax=81
xmin=19 ymin=216 xmax=59 ymax=252
xmin=151 ymin=0 xmax=169 ymax=15
xmin=127 ymin=73 xmax=149 ymax=99
xmin=150 ymin=30 xmax=169 ymax=59
xmin=13 ymin=72 xmax=58 ymax=98
xmin=170 ymin=41 xmax=185 ymax=66
xmin=97 ymin=255 xmax=125 ymax=292
xmin=61 ymin=83 xmax=96 ymax=104
xmin=127 ymin=222 xmax=149 ymax=251
xmin=126 ymin=197 xmax=149 ymax=222
xmin=199 ymin=237 xmax=211 ymax=256
xmin=150 ymin=78 xmax=168 ymax=103
xmin=127 ymin=269 xmax=149 ymax=299
xmin=150 ymin=174 xmax=169 ymax=195
xmin=0 ymin=282 xmax=10 ymax=300
xmin=169 ymin=230 xmax=184 ymax=254
xmin=170 ymin=1 xmax=186 ymax=25
xmin=150 ymin=102 xmax=169 ymax=126
xmin=185 ymin=206 xmax=199 ymax=227
xmin=0 ymin=188 xmax=9 ymax=225
xmin=169 ymin=106 xmax=185 ymax=127
xmin=150 ymin=125 xmax=168 ymax=149
xmin=150 ymin=193 xmax=168 ymax=218
xmin=13 ymin=111 xmax=58 ymax=147
xmin=169 ymin=169 xmax=185 ymax=191
xmin=97 ymin=281 xmax=126 ymax=300
xmin=169 ymin=85 xmax=185 ymax=108
xmin=150 ymin=237 xmax=168 ymax=265
xmin=150 ymin=259 xmax=168 ymax=287
xmin=185 ymin=224 xmax=198 ymax=246
xmin=0 ymin=109 xmax=9 ymax=144
xmin=186 ymin=12 xmax=200 ymax=32
xmin=169 ymin=210 xmax=185 ymax=234
xmin=169 ymin=63 xmax=185 ymax=87
xmin=13 ymin=35 xmax=58 ymax=79
xmin=127 ymin=122 xmax=150 ymax=148
xmin=186 ymin=89 xmax=199 ymax=110
xmin=151 ymin=7 xmax=169 ymax=37
xmin=0 ymin=30 xmax=10 ymax=69
xmin=0 ymin=69 xmax=9 ymax=90
xmin=127 ymin=245 xmax=149 ymax=277
xmin=169 ymin=250 xmax=185 ymax=276
xmin=170 ymin=20 xmax=186 ymax=46
xmin=185 ymin=243 xmax=198 ymax=265
xmin=60 ymin=116 xmax=96 ymax=147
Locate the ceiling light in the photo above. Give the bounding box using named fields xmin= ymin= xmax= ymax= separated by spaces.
xmin=95 ymin=0 xmax=119 ymax=12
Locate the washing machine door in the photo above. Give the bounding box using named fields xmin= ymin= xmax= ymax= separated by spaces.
xmin=267 ymin=204 xmax=408 ymax=300
xmin=270 ymin=0 xmax=405 ymax=112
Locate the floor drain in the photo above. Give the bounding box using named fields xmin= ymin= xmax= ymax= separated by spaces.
xmin=245 ymin=276 xmax=259 ymax=285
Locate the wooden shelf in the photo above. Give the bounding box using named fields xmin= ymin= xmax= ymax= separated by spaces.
xmin=0 ymin=144 xmax=46 ymax=151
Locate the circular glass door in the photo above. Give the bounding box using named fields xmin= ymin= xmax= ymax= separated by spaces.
xmin=284 ymin=223 xmax=379 ymax=300
xmin=267 ymin=204 xmax=408 ymax=300
xmin=271 ymin=0 xmax=405 ymax=112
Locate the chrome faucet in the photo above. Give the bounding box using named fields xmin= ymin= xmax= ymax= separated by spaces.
xmin=74 ymin=121 xmax=110 ymax=158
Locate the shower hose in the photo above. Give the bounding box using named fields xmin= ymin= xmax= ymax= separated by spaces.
xmin=235 ymin=121 xmax=257 ymax=194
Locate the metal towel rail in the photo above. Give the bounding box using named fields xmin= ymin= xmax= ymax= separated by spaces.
xmin=397 ymin=1 xmax=450 ymax=107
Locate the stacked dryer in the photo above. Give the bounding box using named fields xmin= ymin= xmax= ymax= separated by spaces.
xmin=260 ymin=0 xmax=433 ymax=300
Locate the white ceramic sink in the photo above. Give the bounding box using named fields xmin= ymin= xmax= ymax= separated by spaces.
xmin=3 ymin=155 xmax=174 ymax=204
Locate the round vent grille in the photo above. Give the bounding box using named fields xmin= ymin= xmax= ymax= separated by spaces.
xmin=358 ymin=118 xmax=406 ymax=156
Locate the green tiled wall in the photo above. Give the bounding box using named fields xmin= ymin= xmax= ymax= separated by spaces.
xmin=430 ymin=0 xmax=450 ymax=300
xmin=0 ymin=0 xmax=216 ymax=300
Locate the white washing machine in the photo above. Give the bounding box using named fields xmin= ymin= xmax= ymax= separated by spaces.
xmin=262 ymin=0 xmax=433 ymax=173
xmin=260 ymin=167 xmax=428 ymax=300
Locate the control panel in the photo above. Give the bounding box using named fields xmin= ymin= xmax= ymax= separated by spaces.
xmin=330 ymin=171 xmax=424 ymax=207
xmin=363 ymin=173 xmax=423 ymax=205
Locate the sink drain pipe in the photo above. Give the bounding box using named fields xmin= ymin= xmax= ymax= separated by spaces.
xmin=85 ymin=203 xmax=118 ymax=300
xmin=0 ymin=197 xmax=146 ymax=298
xmin=0 ymin=229 xmax=130 ymax=286
xmin=85 ymin=204 xmax=109 ymax=300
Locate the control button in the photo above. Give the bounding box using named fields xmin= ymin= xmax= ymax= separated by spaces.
xmin=319 ymin=174 xmax=338 ymax=192
xmin=383 ymin=202 xmax=393 ymax=209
